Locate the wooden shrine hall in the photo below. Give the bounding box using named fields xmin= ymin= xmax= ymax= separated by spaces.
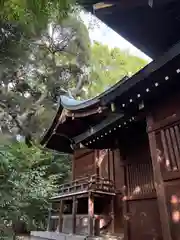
xmin=38 ymin=40 xmax=180 ymax=240
xmin=29 ymin=1 xmax=180 ymax=240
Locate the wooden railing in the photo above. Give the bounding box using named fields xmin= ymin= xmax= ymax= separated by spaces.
xmin=58 ymin=175 xmax=115 ymax=195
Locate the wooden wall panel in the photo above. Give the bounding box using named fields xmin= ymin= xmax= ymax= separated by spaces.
xmin=74 ymin=149 xmax=93 ymax=159
xmin=114 ymin=194 xmax=124 ymax=234
xmin=165 ymin=180 xmax=180 ymax=240
xmin=155 ymin=124 xmax=180 ymax=176
xmin=73 ymin=149 xmax=95 ymax=180
xmin=128 ymin=199 xmax=162 ymax=240
xmin=151 ymin=93 xmax=180 ymax=125
xmin=119 ymin=127 xmax=155 ymax=199
xmin=115 ymin=121 xmax=163 ymax=240
xmin=147 ymin=95 xmax=180 ymax=240
xmin=97 ymin=149 xmax=109 ymax=179
xmin=73 ymin=148 xmax=117 ymax=182
xmin=96 ymin=149 xmax=116 ymax=182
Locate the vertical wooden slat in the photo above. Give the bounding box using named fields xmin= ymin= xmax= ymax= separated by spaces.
xmin=146 ymin=163 xmax=150 ymax=194
xmin=138 ymin=164 xmax=142 ymax=195
xmin=148 ymin=163 xmax=153 ymax=193
xmin=88 ymin=193 xmax=94 ymax=236
xmin=174 ymin=125 xmax=180 ymax=157
xmin=170 ymin=127 xmax=180 ymax=170
xmin=131 ymin=165 xmax=134 ymax=197
xmin=135 ymin=164 xmax=138 ymax=195
xmin=112 ymin=150 xmax=115 ymax=184
xmin=124 ymin=166 xmax=129 ymax=240
xmin=148 ymin=118 xmax=172 ymax=240
xmin=111 ymin=196 xmax=115 ymax=234
xmin=146 ymin=164 xmax=149 ymax=194
xmin=141 ymin=164 xmax=144 ymax=194
xmin=141 ymin=164 xmax=145 ymax=195
xmin=136 ymin=164 xmax=139 ymax=195
xmin=142 ymin=164 xmax=145 ymax=195
xmin=131 ymin=164 xmax=135 ymax=196
xmin=148 ymin=163 xmax=152 ymax=192
xmin=57 ymin=200 xmax=64 ymax=232
xmin=161 ymin=130 xmax=171 ymax=171
xmin=72 ymin=155 xmax=75 ymax=181
xmin=126 ymin=165 xmax=130 ymax=197
xmin=72 ymin=197 xmax=77 ymax=234
xmin=108 ymin=149 xmax=110 ymax=180
xmin=96 ymin=150 xmax=100 ymax=177
xmin=47 ymin=203 xmax=52 ymax=231
xmin=165 ymin=129 xmax=177 ymax=170
xmin=94 ymin=150 xmax=97 ymax=176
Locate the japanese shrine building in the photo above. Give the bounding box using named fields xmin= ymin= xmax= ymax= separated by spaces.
xmin=31 ymin=1 xmax=180 ymax=240
xmin=35 ymin=40 xmax=180 ymax=240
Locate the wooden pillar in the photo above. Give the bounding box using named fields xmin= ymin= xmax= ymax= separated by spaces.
xmin=47 ymin=203 xmax=52 ymax=231
xmin=112 ymin=150 xmax=115 ymax=184
xmin=123 ymin=165 xmax=129 ymax=240
xmin=111 ymin=196 xmax=115 ymax=234
xmin=72 ymin=196 xmax=77 ymax=234
xmin=88 ymin=193 xmax=94 ymax=236
xmin=108 ymin=149 xmax=110 ymax=180
xmin=94 ymin=150 xmax=98 ymax=175
xmin=118 ymin=148 xmax=129 ymax=240
xmin=147 ymin=115 xmax=172 ymax=240
xmin=96 ymin=150 xmax=100 ymax=176
xmin=57 ymin=200 xmax=64 ymax=232
xmin=72 ymin=155 xmax=75 ymax=180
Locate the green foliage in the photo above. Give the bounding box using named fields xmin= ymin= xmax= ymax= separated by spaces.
xmin=0 ymin=142 xmax=70 ymax=232
xmin=0 ymin=11 xmax=91 ymax=143
xmin=0 ymin=0 xmax=73 ymax=36
xmin=0 ymin=0 xmax=75 ymax=69
xmin=82 ymin=41 xmax=148 ymax=98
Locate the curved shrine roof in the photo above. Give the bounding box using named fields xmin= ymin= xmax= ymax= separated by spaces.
xmin=41 ymin=41 xmax=180 ymax=153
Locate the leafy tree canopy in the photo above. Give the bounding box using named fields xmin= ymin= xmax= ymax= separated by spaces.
xmin=0 ymin=0 xmax=73 ymax=34
xmin=0 ymin=2 xmax=91 ymax=144
xmin=81 ymin=41 xmax=148 ymax=98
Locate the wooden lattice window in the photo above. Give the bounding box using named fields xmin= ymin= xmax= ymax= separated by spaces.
xmin=156 ymin=124 xmax=180 ymax=172
xmin=126 ymin=162 xmax=155 ymax=198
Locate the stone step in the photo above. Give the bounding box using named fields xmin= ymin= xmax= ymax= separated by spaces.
xmin=30 ymin=232 xmax=124 ymax=240
xmin=87 ymin=234 xmax=124 ymax=240
xmin=30 ymin=231 xmax=86 ymax=240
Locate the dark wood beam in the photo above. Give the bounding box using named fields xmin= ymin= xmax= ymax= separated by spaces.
xmin=73 ymin=113 xmax=124 ymax=145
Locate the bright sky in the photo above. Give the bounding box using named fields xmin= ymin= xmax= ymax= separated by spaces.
xmin=81 ymin=11 xmax=152 ymax=62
